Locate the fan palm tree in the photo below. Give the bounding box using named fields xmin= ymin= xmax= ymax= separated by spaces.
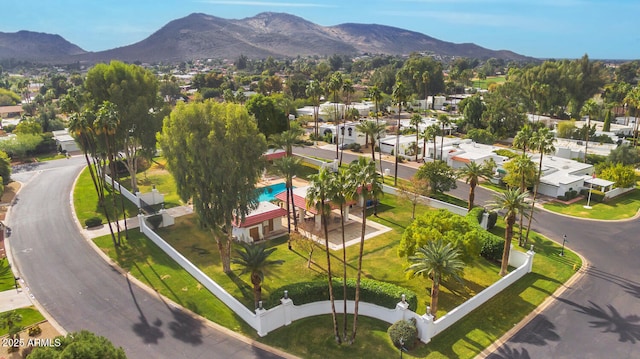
xmin=232 ymin=242 xmax=284 ymax=309
xmin=95 ymin=101 xmax=122 ymax=247
xmin=405 ymin=239 xmax=465 ymax=319
xmin=438 ymin=114 xmax=450 ymax=161
xmin=306 ymin=168 xmax=341 ymax=344
xmin=504 ymin=154 xmax=537 ymax=246
xmin=272 ymin=157 xmax=301 ymax=233
xmin=327 ymin=170 xmax=350 ymax=341
xmin=355 ymin=121 xmax=386 ymax=164
xmin=458 ymin=161 xmax=493 ymax=211
xmin=0 ymin=310 xmax=24 ymax=345
xmin=410 ymin=113 xmax=422 ymax=162
xmin=339 ymin=79 xmax=355 ymax=166
xmin=422 ymin=72 xmax=430 ymax=115
xmin=513 ymin=124 xmax=534 ymax=155
xmin=524 ymin=128 xmax=555 ymax=243
xmin=623 ymin=86 xmax=640 ymax=146
xmin=423 ymin=124 xmax=440 ymax=160
xmin=306 ymin=80 xmax=323 ymax=138
xmin=487 ymin=188 xmax=530 ymax=276
xmin=328 ymin=72 xmax=343 ymax=160
xmin=580 ymin=99 xmax=600 ymax=163
xmin=347 ymin=157 xmax=382 ymax=342
xmin=369 ymin=85 xmax=382 ymax=124
xmin=392 ymin=81 xmax=408 ymax=186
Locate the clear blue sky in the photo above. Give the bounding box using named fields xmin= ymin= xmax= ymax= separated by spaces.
xmin=2 ymin=0 xmax=637 ymax=60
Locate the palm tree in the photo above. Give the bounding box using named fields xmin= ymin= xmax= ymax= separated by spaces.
xmin=328 ymin=72 xmax=343 ymax=160
xmin=327 ymin=170 xmax=350 ymax=341
xmin=410 ymin=113 xmax=422 ymax=162
xmin=513 ymin=124 xmax=534 ymax=155
xmin=458 ymin=161 xmax=493 ymax=211
xmin=347 ymin=157 xmax=382 ymax=342
xmin=232 ymin=242 xmax=284 ymax=309
xmin=504 ymin=154 xmax=537 ymax=246
xmin=338 ymin=79 xmax=355 ymax=166
xmin=392 ymin=81 xmax=408 ymax=186
xmin=580 ymin=99 xmax=599 ymax=163
xmin=524 ymin=128 xmax=555 ymax=243
xmin=438 ymin=114 xmax=450 ymax=161
xmin=424 ymin=124 xmax=440 ymax=160
xmin=272 ymin=157 xmax=301 ymax=233
xmin=306 ymin=80 xmax=323 ymax=138
xmin=422 ymin=72 xmax=430 ymax=115
xmin=0 ymin=310 xmax=24 ymax=345
xmin=487 ymin=188 xmax=530 ymax=276
xmin=94 ymin=101 xmax=122 ymax=247
xmin=369 ymin=85 xmax=382 ymax=124
xmin=405 ymin=240 xmax=465 ymax=319
xmin=306 ymin=168 xmax=341 ymax=344
xmin=623 ymin=86 xmax=640 ymax=147
xmin=355 ymin=121 xmax=386 ymax=164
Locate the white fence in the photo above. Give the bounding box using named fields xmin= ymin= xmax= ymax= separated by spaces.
xmin=104 ymin=175 xmax=165 ymax=208
xmin=604 ymin=186 xmax=635 ymax=200
xmin=293 ymin=153 xmax=338 ymax=172
xmin=137 ymin=214 xmax=534 ymax=340
xmin=382 ymin=184 xmax=468 ymax=216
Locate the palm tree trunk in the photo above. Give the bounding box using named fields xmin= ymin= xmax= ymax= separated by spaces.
xmin=322 ymin=209 xmax=341 ymax=344
xmin=500 ymin=216 xmax=515 ymax=276
xmin=468 ymin=182 xmax=476 ymax=212
xmin=252 ymin=274 xmax=262 ymax=309
xmin=290 ymin=184 xmax=298 ymax=231
xmin=525 ymin=158 xmax=545 ymax=243
xmin=340 ymin=207 xmax=347 ymax=342
xmin=351 ymin=205 xmax=367 ymax=343
xmin=285 ymin=183 xmax=291 ymax=233
xmin=422 ymin=134 xmax=427 ymax=160
xmin=430 ymin=281 xmax=439 ymax=320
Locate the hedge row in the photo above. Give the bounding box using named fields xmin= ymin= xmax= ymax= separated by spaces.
xmin=466 ymin=208 xmax=504 ymax=262
xmin=267 ymin=278 xmax=418 ymax=311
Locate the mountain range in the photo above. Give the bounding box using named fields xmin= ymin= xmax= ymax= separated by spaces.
xmin=0 ymin=12 xmax=533 ymax=64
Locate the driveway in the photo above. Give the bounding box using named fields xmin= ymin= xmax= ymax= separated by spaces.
xmin=7 ymin=158 xmax=286 ymax=359
xmin=293 ymin=146 xmax=640 ymax=359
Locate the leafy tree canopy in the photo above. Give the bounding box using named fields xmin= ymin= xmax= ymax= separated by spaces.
xmin=27 ymin=330 xmax=126 ymax=359
xmin=398 ymin=209 xmax=482 ymax=262
xmin=415 ymin=161 xmax=457 ymax=194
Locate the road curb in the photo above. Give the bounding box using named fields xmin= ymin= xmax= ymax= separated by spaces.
xmin=4 ymin=176 xmax=68 ymax=337
xmin=475 ymin=249 xmax=589 ymax=359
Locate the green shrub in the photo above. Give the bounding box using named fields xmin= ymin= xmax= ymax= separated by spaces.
xmin=85 ymin=217 xmax=102 ymax=228
xmin=493 ymin=149 xmax=518 ymax=159
xmin=589 ymin=189 xmax=606 ymax=203
xmin=267 ymin=278 xmax=418 ymax=311
xmin=28 ymin=325 xmax=42 ymax=336
xmin=388 ymin=318 xmax=418 ymax=350
xmin=146 ymin=214 xmax=163 ymax=230
xmin=467 ymin=207 xmax=484 ymax=224
xmin=349 ymin=143 xmax=362 ymax=152
xmin=479 ymin=233 xmax=504 ymax=262
xmin=487 ymin=211 xmax=498 ymax=230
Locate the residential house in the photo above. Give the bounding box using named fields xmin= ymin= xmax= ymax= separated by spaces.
xmin=232 ymin=201 xmax=287 ymax=243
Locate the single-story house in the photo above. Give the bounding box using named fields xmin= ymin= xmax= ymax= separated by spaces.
xmin=52 ymin=129 xmax=80 ymax=153
xmin=508 ymin=155 xmax=595 ymax=198
xmin=319 ymin=121 xmax=372 ymax=146
xmin=232 ymin=201 xmax=287 ymax=243
xmin=0 ymin=105 xmax=24 ymax=119
xmin=446 ymin=140 xmax=509 ymax=170
xmin=264 ymin=148 xmax=286 ymax=162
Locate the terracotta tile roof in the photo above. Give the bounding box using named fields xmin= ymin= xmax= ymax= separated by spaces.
xmin=233 ymin=202 xmax=287 ymax=227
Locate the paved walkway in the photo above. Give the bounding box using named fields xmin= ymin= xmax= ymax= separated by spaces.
xmin=82 ymin=206 xmax=193 ymax=239
xmin=0 ymin=286 xmax=33 ymax=312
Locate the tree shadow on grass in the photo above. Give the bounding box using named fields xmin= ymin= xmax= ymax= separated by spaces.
xmin=226 ymin=271 xmax=254 ymax=304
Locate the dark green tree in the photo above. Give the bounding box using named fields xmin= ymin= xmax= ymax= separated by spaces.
xmin=416 ymin=159 xmax=457 ymax=194
xmin=245 ymin=94 xmax=287 ymax=139
xmin=232 ymin=242 xmax=284 ymax=309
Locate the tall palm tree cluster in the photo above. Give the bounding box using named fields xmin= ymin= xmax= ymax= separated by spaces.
xmin=69 ymin=101 xmax=129 ymax=247
xmin=305 ymin=158 xmax=382 ymax=344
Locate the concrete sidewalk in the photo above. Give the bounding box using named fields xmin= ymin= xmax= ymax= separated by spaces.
xmin=82 ymin=205 xmax=193 ymax=239
xmin=0 ymin=286 xmax=33 ymax=312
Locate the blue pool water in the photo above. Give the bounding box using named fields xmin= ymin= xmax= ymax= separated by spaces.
xmin=257 ymin=182 xmax=289 ymax=202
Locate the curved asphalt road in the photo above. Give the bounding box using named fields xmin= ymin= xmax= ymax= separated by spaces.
xmin=7 ymin=158 xmax=284 ymax=359
xmin=294 ymin=146 xmax=640 ymax=359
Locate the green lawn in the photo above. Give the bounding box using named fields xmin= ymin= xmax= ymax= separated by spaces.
xmin=0 ymin=258 xmax=17 ymax=292
xmin=91 ymin=188 xmax=580 ymax=359
xmin=73 ymin=166 xmax=139 ymax=225
xmin=0 ymin=307 xmax=45 ymax=336
xmin=472 ymin=76 xmax=506 ymax=89
xmin=34 ymin=152 xmax=66 ymax=162
xmin=543 ymin=188 xmax=640 ymax=220
xmin=117 ymin=157 xmax=183 ymax=209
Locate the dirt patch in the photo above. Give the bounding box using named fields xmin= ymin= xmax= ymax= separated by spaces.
xmin=1 ymin=321 xmax=62 ymax=357
xmin=0 ymin=182 xmax=20 ymax=206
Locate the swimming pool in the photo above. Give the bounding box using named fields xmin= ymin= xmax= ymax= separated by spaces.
xmin=257 ymin=182 xmax=289 ymax=202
